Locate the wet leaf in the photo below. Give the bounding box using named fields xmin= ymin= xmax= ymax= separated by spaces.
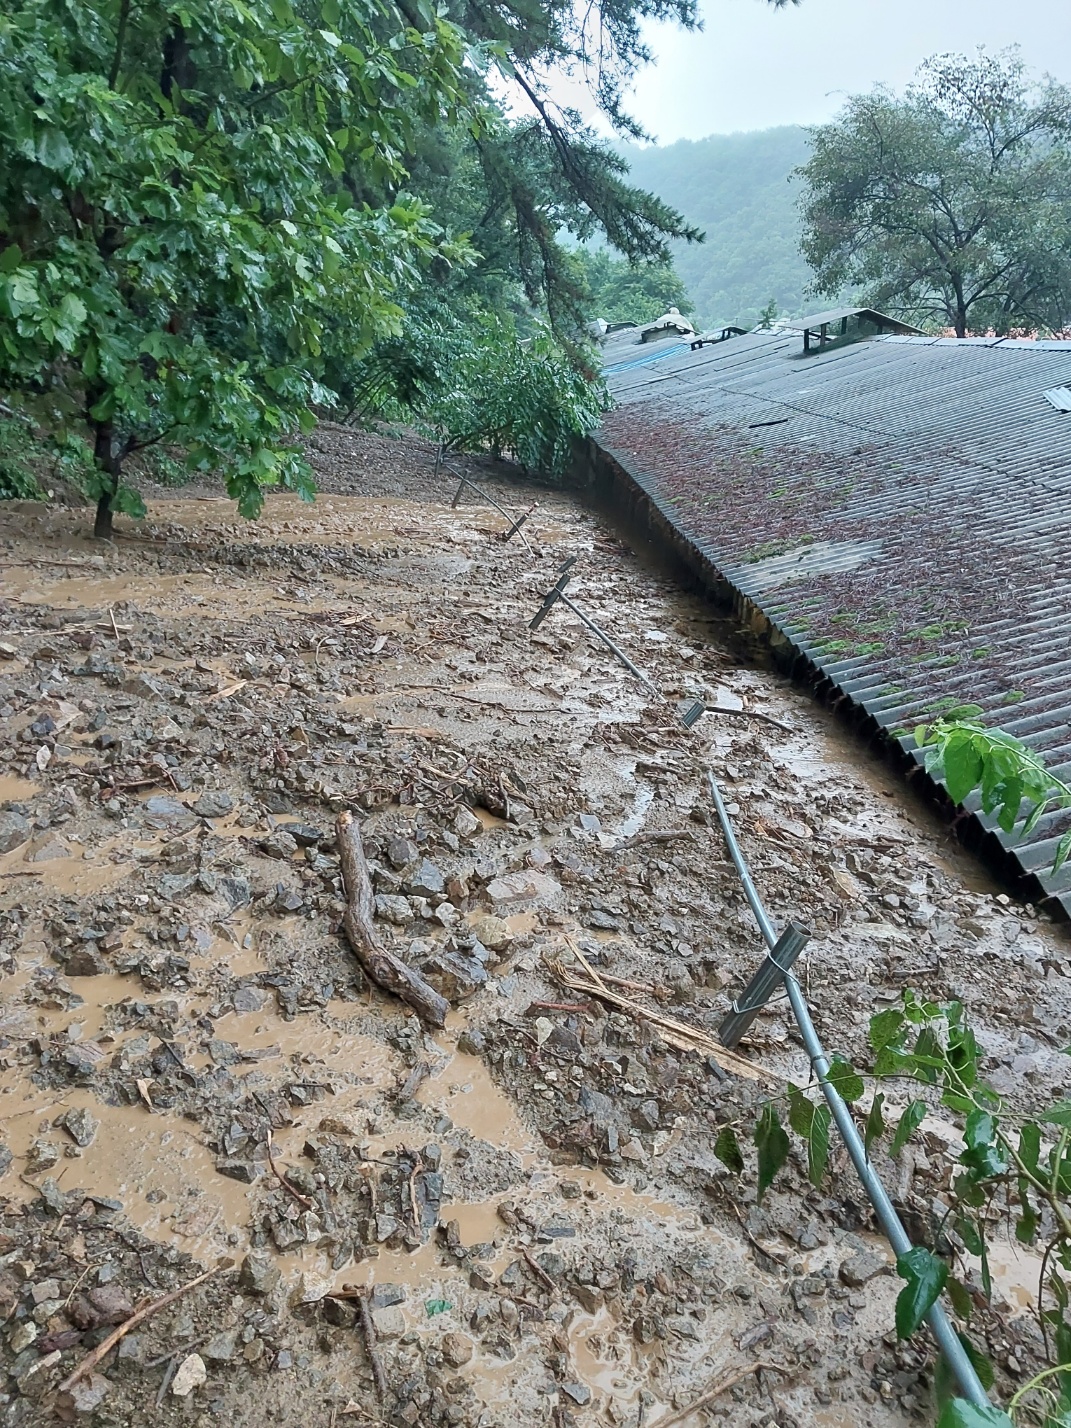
xmin=807 ymin=1103 xmax=831 ymax=1186
xmin=864 ymin=1092 xmax=886 ymax=1159
xmin=935 ymin=1401 xmax=1013 ymax=1428
xmin=826 ymin=1055 xmax=864 ymax=1103
xmin=713 ymin=1126 xmax=744 ymax=1174
xmin=890 ymin=1099 xmax=927 ymax=1158
xmin=895 ymin=1245 xmax=947 ymax=1338
xmin=754 ymin=1103 xmax=789 ymax=1203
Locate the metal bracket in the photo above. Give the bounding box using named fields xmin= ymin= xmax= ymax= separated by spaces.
xmin=718 ymin=920 xmax=810 ymax=1050
xmin=529 ymin=558 xmax=577 ymax=630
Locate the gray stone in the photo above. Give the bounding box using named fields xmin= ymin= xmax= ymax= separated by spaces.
xmin=232 ymin=986 xmax=266 ymax=1013
xmin=28 ymin=837 xmax=72 ymax=862
xmin=838 ymin=1252 xmax=886 ymax=1288
xmin=143 ymin=795 xmax=196 ymax=830
xmin=66 ymin=945 xmax=107 ymax=976
xmin=469 ymin=915 xmax=512 ymax=952
xmin=441 ymin=1332 xmax=473 ymax=1367
xmin=0 ymin=1144 xmax=11 ymax=1178
xmin=259 ymin=831 xmax=299 ymax=859
xmin=192 ymin=791 xmax=234 ymax=819
xmin=561 ymin=1383 xmax=592 ymax=1406
xmin=485 ymin=869 xmax=563 ymax=914
xmin=386 ymin=837 xmax=419 ymax=869
xmin=217 ymin=1158 xmax=261 ymax=1185
xmin=375 ymin=894 xmax=414 ymax=925
xmin=238 ymin=1253 xmax=281 ymax=1296
xmin=321 ymin=1298 xmax=357 ymax=1328
xmin=421 ymin=951 xmax=487 ymax=1002
xmin=278 ymin=822 xmax=325 ymax=847
xmin=457 ymin=1027 xmax=487 ymax=1056
xmin=370 ymin=1305 xmax=405 ymax=1341
xmin=406 ymin=858 xmax=445 ymax=899
xmin=370 ymin=1284 xmax=407 ymax=1308
xmin=0 ymin=810 xmax=30 ymax=854
xmin=203 ymin=1330 xmax=239 ymax=1363
xmin=60 ymin=1106 xmax=99 ymax=1147
xmin=452 ymin=807 xmax=483 ymax=840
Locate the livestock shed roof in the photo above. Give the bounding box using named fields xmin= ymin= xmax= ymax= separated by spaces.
xmin=595 ymin=327 xmax=1071 ymax=911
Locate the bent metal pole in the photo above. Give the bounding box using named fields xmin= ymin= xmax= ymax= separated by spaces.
xmin=705 ymin=768 xmax=991 ymax=1412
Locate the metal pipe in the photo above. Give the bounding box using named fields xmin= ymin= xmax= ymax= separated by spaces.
xmin=705 ymin=768 xmax=991 ymax=1410
xmin=554 ymin=591 xmax=663 ymax=700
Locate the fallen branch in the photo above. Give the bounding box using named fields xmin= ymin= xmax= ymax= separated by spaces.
xmin=704 ymin=705 xmax=794 ymax=735
xmin=403 ymin=684 xmax=559 ymax=715
xmin=265 ymin=1128 xmax=314 ymax=1210
xmin=653 ymin=1361 xmax=790 ymax=1427
xmin=58 ymin=1265 xmax=222 ymax=1390
xmin=549 ymin=939 xmax=777 ymax=1085
xmin=336 ymin=810 xmax=449 ymax=1027
xmin=357 ymin=1290 xmax=389 ymax=1400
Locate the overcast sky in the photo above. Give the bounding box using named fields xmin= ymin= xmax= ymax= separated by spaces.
xmin=549 ymin=0 xmax=1071 ymax=144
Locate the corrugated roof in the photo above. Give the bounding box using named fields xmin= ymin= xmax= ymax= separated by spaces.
xmin=596 ymin=331 xmax=1071 ymax=912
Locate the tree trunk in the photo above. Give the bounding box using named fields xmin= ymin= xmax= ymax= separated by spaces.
xmin=91 ymin=415 xmax=120 ymax=540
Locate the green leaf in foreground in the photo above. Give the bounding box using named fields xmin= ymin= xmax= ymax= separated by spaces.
xmin=826 ymin=1055 xmax=864 ymax=1103
xmin=713 ymin=1125 xmax=744 ymax=1174
xmin=754 ymin=1104 xmax=790 ymax=1203
xmin=864 ymin=1091 xmax=886 ymax=1158
xmin=890 ymin=1098 xmax=927 ymax=1158
xmin=807 ymin=1103 xmax=831 ymax=1186
xmin=895 ymin=1245 xmax=948 ymax=1338
xmin=936 ymin=1401 xmax=1013 ymax=1428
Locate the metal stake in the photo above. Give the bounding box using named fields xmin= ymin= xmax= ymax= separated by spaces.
xmin=705 ymin=767 xmax=991 ymax=1412
xmin=719 ymin=921 xmax=810 ymax=1048
xmin=529 ymin=565 xmax=662 ymax=699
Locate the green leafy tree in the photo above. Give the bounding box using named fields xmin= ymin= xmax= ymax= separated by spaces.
xmin=757 ymin=297 xmax=780 ymax=328
xmin=572 ymin=247 xmax=693 ymax=325
xmin=799 ymin=51 xmax=1071 ymax=337
xmin=0 ymin=0 xmax=471 ymax=535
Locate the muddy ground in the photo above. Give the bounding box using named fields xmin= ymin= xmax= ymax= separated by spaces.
xmin=1 ymin=425 xmax=1069 ymax=1428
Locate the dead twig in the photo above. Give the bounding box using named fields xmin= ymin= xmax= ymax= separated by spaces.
xmin=357 ymin=1290 xmax=389 ymax=1400
xmin=59 ymin=1265 xmax=222 ymax=1390
xmin=403 ymin=685 xmax=559 ymax=715
xmin=729 ymin=1199 xmax=788 ymax=1267
xmin=336 ymin=810 xmax=449 ymax=1027
xmin=549 ymin=938 xmax=777 ymax=1085
xmin=265 ymin=1128 xmax=314 ymax=1210
xmin=652 ymin=1361 xmax=790 ymax=1427
xmin=406 ymin=1149 xmax=424 ymax=1234
xmin=704 ymin=706 xmax=794 ymax=735
xmin=520 ymin=1246 xmax=559 ymax=1297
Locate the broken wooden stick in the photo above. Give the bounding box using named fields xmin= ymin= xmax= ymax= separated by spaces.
xmin=336 ymin=810 xmax=449 ymax=1027
xmin=265 ymin=1127 xmax=314 ymax=1210
xmin=549 ymin=938 xmax=777 ymax=1084
xmin=357 ymin=1290 xmax=389 ymax=1400
xmin=653 ymin=1360 xmax=790 ymax=1427
xmin=59 ymin=1265 xmax=222 ymax=1390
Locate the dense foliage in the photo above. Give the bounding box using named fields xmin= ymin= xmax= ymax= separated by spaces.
xmin=0 ymin=0 xmax=474 ymax=533
xmin=0 ymin=0 xmax=714 ymax=529
xmin=620 ymin=126 xmax=813 ymax=328
xmin=800 ymin=52 xmax=1071 ymax=337
xmin=571 ymin=247 xmax=694 ymax=325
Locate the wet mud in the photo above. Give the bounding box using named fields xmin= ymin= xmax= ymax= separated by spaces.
xmin=1 ymin=425 xmax=1069 ymax=1426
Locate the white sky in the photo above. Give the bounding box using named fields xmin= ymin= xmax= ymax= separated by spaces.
xmin=546 ymin=0 xmax=1071 ymax=143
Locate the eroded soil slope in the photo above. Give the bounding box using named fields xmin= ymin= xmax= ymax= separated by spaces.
xmin=1 ymin=428 xmax=1069 ymax=1428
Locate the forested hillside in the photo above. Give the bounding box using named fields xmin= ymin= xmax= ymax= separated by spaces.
xmin=621 ymin=127 xmax=814 ymax=328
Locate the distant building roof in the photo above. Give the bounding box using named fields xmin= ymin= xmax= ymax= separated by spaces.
xmin=638 ymin=307 xmax=695 ymax=343
xmin=785 ymin=307 xmax=925 ymax=347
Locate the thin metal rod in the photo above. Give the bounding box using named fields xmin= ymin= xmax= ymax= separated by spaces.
xmin=554 ymin=591 xmax=663 ymax=699
xmin=444 ymin=465 xmax=533 ymax=551
xmin=529 ymin=559 xmax=577 ymax=631
xmin=705 ymin=768 xmax=991 ymax=1410
xmin=502 ymin=502 xmax=537 ymax=543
